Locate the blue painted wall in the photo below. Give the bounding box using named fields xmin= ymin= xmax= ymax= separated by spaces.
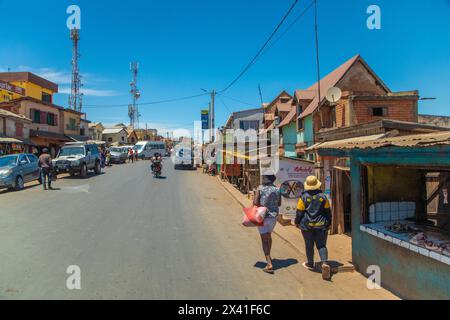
xmin=282 ymin=122 xmax=297 ymax=158
xmin=348 ymin=147 xmax=450 ymax=299
xmin=297 ymin=115 xmax=314 ymax=147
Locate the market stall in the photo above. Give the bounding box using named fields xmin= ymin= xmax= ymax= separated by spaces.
xmin=318 ymin=131 xmax=450 ymax=299
xmin=0 ymin=136 xmax=25 ymax=155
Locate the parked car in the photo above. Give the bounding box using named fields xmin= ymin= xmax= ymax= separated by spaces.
xmin=109 ymin=146 xmax=128 ymax=164
xmin=0 ymin=154 xmax=40 ymax=190
xmin=52 ymin=142 xmax=101 ymax=178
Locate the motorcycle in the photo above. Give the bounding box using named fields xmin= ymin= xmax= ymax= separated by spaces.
xmin=150 ymin=157 xmax=162 ymax=178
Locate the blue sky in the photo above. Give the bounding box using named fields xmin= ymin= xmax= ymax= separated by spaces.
xmin=0 ymin=0 xmax=449 ymax=136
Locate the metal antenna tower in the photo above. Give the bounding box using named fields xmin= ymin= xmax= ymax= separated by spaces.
xmin=69 ymin=28 xmax=83 ymax=112
xmin=128 ymin=62 xmax=141 ymax=129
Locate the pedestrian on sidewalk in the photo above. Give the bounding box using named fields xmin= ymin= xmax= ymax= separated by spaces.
xmin=38 ymin=148 xmax=54 ymax=190
xmin=295 ymin=175 xmax=332 ymax=280
xmin=253 ymin=174 xmax=281 ymax=274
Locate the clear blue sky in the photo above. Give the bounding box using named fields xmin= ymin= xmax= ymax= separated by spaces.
xmin=1 ymin=0 xmax=449 ymax=136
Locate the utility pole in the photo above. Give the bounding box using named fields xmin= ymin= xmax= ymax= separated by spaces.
xmin=69 ymin=28 xmax=83 ymax=112
xmin=211 ymin=90 xmax=216 ymax=142
xmin=202 ymin=88 xmax=216 ymax=142
xmin=314 ymin=0 xmax=323 ymax=128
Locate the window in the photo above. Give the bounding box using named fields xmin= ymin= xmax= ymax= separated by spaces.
xmin=239 ymin=120 xmax=259 ymax=131
xmin=280 ymin=97 xmax=290 ymax=103
xmin=371 ymin=107 xmax=388 ymax=117
xmin=32 ymin=110 xmax=41 ymax=123
xmin=47 ymin=113 xmax=56 ymax=126
xmin=297 ymin=104 xmax=304 ymax=131
xmin=26 ymin=155 xmax=38 ymax=163
xmin=42 ymin=92 xmax=52 ymax=104
xmin=331 ymin=106 xmax=337 ymax=128
xmin=121 ymin=136 xmax=125 ymax=142
xmin=67 ymin=118 xmax=77 ymax=131
xmin=108 ymin=137 xmax=113 ymax=142
xmin=18 ymin=154 xmax=29 ymax=164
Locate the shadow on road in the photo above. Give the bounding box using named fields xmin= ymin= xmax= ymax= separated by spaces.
xmin=254 ymin=258 xmax=298 ymax=271
xmin=59 ymin=172 xmax=105 ymax=180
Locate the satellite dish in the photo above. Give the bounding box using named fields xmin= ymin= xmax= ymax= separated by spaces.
xmin=326 ymin=87 xmax=342 ymax=104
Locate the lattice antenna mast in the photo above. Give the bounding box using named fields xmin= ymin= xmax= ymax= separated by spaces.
xmin=69 ymin=28 xmax=83 ymax=112
xmin=128 ymin=62 xmax=141 ymax=129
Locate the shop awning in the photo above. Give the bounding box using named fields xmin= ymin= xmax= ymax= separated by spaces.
xmin=30 ymin=130 xmax=71 ymax=142
xmin=0 ymin=136 xmax=23 ymax=144
xmin=66 ymin=134 xmax=90 ymax=142
xmin=306 ymin=133 xmax=391 ymax=151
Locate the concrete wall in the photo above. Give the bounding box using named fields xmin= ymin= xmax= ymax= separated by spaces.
xmin=3 ymin=118 xmax=30 ymax=139
xmin=16 ymin=100 xmax=62 ymax=134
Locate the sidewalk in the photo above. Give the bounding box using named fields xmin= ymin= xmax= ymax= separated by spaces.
xmin=217 ymin=175 xmax=355 ymax=271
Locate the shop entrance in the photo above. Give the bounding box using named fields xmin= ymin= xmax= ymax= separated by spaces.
xmin=330 ymin=167 xmax=352 ymax=235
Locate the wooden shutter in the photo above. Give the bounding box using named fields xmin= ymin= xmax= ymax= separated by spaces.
xmin=15 ymin=123 xmax=24 ymax=137
xmin=40 ymin=111 xmax=47 ymax=124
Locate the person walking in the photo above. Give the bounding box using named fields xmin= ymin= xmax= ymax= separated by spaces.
xmin=38 ymin=148 xmax=54 ymax=190
xmin=295 ymin=175 xmax=332 ymax=280
xmin=128 ymin=148 xmax=134 ymax=163
xmin=253 ymin=174 xmax=281 ymax=274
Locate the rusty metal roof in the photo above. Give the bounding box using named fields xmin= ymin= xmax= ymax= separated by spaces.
xmin=319 ymin=131 xmax=450 ymax=150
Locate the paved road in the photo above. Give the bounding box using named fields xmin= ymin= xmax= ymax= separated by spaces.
xmin=0 ymin=159 xmax=394 ymax=299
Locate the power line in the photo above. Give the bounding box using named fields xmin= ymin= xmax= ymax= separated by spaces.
xmin=219 ymin=0 xmax=300 ymax=93
xmin=83 ymin=93 xmax=209 ymax=108
xmin=260 ymin=0 xmax=316 ymax=57
xmin=217 ymin=93 xmax=260 ymax=108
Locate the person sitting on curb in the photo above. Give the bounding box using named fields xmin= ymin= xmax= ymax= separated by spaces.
xmin=295 ymin=175 xmax=332 ymax=280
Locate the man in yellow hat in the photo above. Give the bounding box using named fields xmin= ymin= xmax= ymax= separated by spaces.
xmin=295 ymin=175 xmax=332 ymax=280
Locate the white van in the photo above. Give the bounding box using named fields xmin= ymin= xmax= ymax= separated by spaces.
xmin=172 ymin=146 xmax=194 ymax=170
xmin=133 ymin=141 xmax=166 ymax=159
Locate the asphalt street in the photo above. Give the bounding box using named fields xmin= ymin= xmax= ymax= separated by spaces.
xmin=0 ymin=159 xmax=394 ymax=299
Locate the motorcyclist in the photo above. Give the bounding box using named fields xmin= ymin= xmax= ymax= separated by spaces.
xmin=151 ymin=152 xmax=163 ymax=174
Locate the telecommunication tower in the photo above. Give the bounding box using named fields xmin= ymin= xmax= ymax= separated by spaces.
xmin=128 ymin=62 xmax=141 ymax=128
xmin=69 ymin=28 xmax=83 ymax=112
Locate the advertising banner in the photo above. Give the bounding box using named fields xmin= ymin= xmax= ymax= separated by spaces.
xmin=263 ymin=157 xmax=315 ymax=219
xmin=201 ymin=110 xmax=209 ymax=130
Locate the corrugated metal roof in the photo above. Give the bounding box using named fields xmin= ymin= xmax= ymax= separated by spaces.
xmin=0 ymin=109 xmax=31 ymax=122
xmin=319 ymin=131 xmax=450 ymax=150
xmin=307 ymin=133 xmax=389 ymax=151
xmin=102 ymin=127 xmax=126 ymax=134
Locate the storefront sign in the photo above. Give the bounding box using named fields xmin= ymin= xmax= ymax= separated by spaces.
xmin=0 ymin=80 xmax=25 ymax=96
xmin=263 ymin=157 xmax=315 ymax=219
